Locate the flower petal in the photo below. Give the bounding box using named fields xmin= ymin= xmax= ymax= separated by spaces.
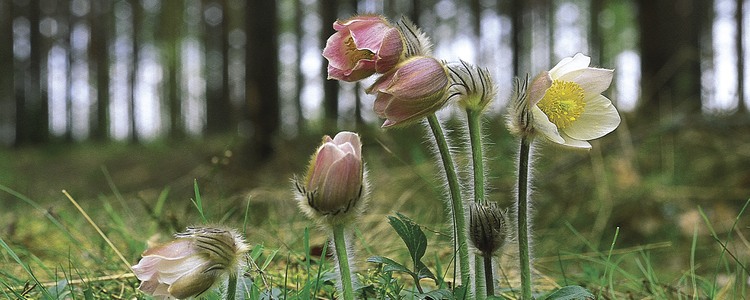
xmin=349 ymin=21 xmax=391 ymax=53
xmin=549 ymin=53 xmax=590 ymax=79
xmin=332 ymin=131 xmax=361 ymax=158
xmin=530 ymin=106 xmax=565 ymax=144
xmin=319 ymin=154 xmax=362 ymax=214
xmin=563 ymin=94 xmax=621 ymax=140
xmin=559 ymin=132 xmax=592 ymax=149
xmin=322 ymin=31 xmax=354 ymax=70
xmin=168 ymin=267 xmax=221 ymax=299
xmin=527 ymin=71 xmax=552 ymax=106
xmin=141 ymin=239 xmax=196 ymax=259
xmin=308 ymin=143 xmax=345 ymax=190
xmin=562 ymin=67 xmax=613 ymax=96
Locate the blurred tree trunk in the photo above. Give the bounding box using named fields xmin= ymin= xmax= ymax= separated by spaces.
xmin=65 ymin=2 xmax=75 ymax=142
xmin=320 ymin=0 xmax=339 ymax=130
xmin=0 ymin=0 xmax=14 ymax=145
xmin=737 ymin=0 xmax=746 ymax=113
xmin=158 ymin=0 xmax=185 ymax=139
xmin=637 ymin=0 xmax=706 ymax=119
xmin=510 ymin=0 xmax=525 ymax=75
xmin=128 ymin=0 xmax=140 ymax=143
xmin=295 ymin=0 xmax=306 ymax=134
xmin=16 ymin=0 xmax=49 ymax=146
xmin=204 ymin=0 xmax=233 ymax=135
xmin=245 ymin=0 xmax=279 ymax=164
xmin=411 ymin=0 xmax=420 ymax=25
xmin=89 ymin=0 xmax=112 ymax=141
xmin=590 ymin=0 xmax=604 ymax=64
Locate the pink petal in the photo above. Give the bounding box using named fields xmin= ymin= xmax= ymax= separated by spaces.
xmin=384 ymin=57 xmax=447 ymax=99
xmin=322 ymin=31 xmax=353 ymax=70
xmin=141 ymin=239 xmax=196 ymax=259
xmin=375 ymin=28 xmax=403 ymax=73
xmin=527 ymin=71 xmax=552 ymax=106
xmin=308 ymin=143 xmax=345 ymax=190
xmin=319 ymin=154 xmax=362 ymax=213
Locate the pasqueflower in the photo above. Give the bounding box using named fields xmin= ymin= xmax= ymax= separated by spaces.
xmin=297 ymin=131 xmax=364 ymax=221
xmin=509 ymin=53 xmax=620 ymax=148
xmin=323 ymin=15 xmax=404 ymax=82
xmin=131 ymin=227 xmax=249 ymax=299
xmin=367 ymin=56 xmax=450 ymax=128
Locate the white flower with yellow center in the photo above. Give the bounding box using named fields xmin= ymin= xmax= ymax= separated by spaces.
xmin=522 ymin=53 xmax=620 ymax=149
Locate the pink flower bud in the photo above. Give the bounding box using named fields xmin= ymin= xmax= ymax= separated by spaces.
xmin=131 ymin=227 xmax=249 ymax=299
xmin=323 ymin=15 xmax=404 ymax=82
xmin=367 ymin=56 xmax=450 ymax=127
xmin=301 ymin=131 xmax=364 ymax=217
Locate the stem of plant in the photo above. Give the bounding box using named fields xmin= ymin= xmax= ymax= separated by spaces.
xmin=467 ymin=109 xmax=487 ymax=299
xmin=427 ymin=114 xmax=472 ymax=297
xmin=518 ymin=136 xmax=532 ymax=299
xmin=227 ymin=271 xmax=237 ymax=300
xmin=333 ymin=223 xmax=355 ymax=300
xmin=483 ymin=254 xmax=495 ymax=296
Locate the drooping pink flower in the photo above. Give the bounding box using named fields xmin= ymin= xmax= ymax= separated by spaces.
xmin=323 ymin=15 xmax=404 ymax=82
xmin=131 ymin=227 xmax=249 ymax=299
xmin=367 ymin=56 xmax=450 ymax=127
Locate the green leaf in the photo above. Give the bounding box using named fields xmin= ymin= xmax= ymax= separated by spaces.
xmin=420 ymin=288 xmax=454 ymax=299
xmin=388 ymin=213 xmax=430 ymax=270
xmin=542 ymin=285 xmax=594 ymax=300
xmin=367 ymin=256 xmax=414 ymax=275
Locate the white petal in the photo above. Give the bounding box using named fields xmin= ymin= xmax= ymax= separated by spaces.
xmin=153 ymin=255 xmax=209 ymax=284
xmin=549 ymin=53 xmax=590 ymax=79
xmin=530 ymin=106 xmax=565 ymax=144
xmin=562 ymin=68 xmax=613 ymax=96
xmin=559 ymin=132 xmax=592 ymax=149
xmin=563 ymin=94 xmax=621 ymax=140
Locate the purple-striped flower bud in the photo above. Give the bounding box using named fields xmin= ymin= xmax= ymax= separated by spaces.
xmin=367 ymin=56 xmax=450 ymax=127
xmin=298 ymin=131 xmax=364 ymax=219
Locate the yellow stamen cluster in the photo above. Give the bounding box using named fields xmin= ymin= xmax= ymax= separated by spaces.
xmin=537 ymin=80 xmax=585 ymax=129
xmin=344 ymin=36 xmax=374 ymax=64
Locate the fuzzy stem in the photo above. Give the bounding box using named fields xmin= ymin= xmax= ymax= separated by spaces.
xmin=518 ymin=136 xmax=532 ymax=299
xmin=426 ymin=114 xmax=472 ymax=297
xmin=483 ymin=254 xmax=495 ymax=296
xmin=227 ymin=271 xmax=237 ymax=300
xmin=467 ymin=109 xmax=485 ymax=204
xmin=333 ymin=223 xmax=355 ymax=300
xmin=467 ymin=109 xmax=486 ymax=299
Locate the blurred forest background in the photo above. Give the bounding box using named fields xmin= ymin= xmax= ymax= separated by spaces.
xmin=2 ymin=0 xmax=748 ymax=151
xmin=2 ymin=0 xmax=750 ymax=290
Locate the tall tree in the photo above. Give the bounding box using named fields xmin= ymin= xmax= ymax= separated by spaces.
xmin=204 ymin=0 xmax=233 ymax=135
xmin=89 ymin=0 xmax=112 ymax=141
xmin=128 ymin=0 xmax=141 ymax=143
xmin=157 ymin=0 xmax=185 ymax=139
xmin=637 ymin=0 xmax=707 ymax=118
xmin=320 ymin=0 xmax=339 ymax=130
xmin=295 ymin=0 xmax=306 ymax=134
xmin=245 ymin=0 xmax=280 ymax=163
xmin=15 ymin=0 xmax=49 ymax=146
xmin=737 ymin=0 xmax=746 ymax=113
xmin=0 ymin=0 xmax=14 ymax=146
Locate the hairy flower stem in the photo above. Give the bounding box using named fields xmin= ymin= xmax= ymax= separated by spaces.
xmin=427 ymin=114 xmax=472 ymax=297
xmin=333 ymin=224 xmax=355 ymax=300
xmin=227 ymin=272 xmax=237 ymax=300
xmin=483 ymin=254 xmax=495 ymax=296
xmin=467 ymin=109 xmax=487 ymax=298
xmin=518 ymin=136 xmax=532 ymax=299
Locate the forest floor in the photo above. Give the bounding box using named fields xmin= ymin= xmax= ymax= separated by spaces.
xmin=1 ymin=113 xmax=749 ymax=299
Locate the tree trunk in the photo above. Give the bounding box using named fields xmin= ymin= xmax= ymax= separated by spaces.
xmin=320 ymin=0 xmax=339 ymax=131
xmin=158 ymin=0 xmax=184 ymax=139
xmin=89 ymin=0 xmax=111 ymax=141
xmin=637 ymin=0 xmax=706 ymax=119
xmin=737 ymin=0 xmax=746 ymax=113
xmin=129 ymin=0 xmax=140 ymax=143
xmin=204 ymin=0 xmax=233 ymax=135
xmin=295 ymin=0 xmax=306 ymax=134
xmin=0 ymin=0 xmax=14 ymax=146
xmin=245 ymin=0 xmax=280 ymax=164
xmin=16 ymin=0 xmax=48 ymax=145
xmin=510 ymin=0 xmax=525 ymax=76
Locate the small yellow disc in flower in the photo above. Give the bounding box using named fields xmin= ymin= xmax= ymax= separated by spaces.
xmin=538 ymin=80 xmax=585 ymax=129
xmin=344 ymin=36 xmax=374 ymax=64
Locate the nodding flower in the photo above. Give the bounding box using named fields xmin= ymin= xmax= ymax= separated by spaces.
xmin=323 ymin=15 xmax=404 ymax=82
xmin=131 ymin=226 xmax=249 ymax=299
